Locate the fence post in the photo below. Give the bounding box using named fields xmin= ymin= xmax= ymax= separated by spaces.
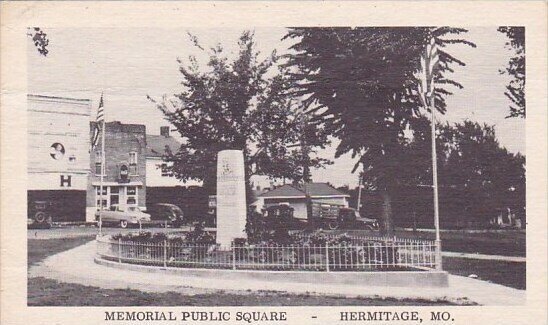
xmin=325 ymin=243 xmax=330 ymax=272
xmin=163 ymin=239 xmax=168 ymax=268
xmin=118 ymin=238 xmax=122 ymax=263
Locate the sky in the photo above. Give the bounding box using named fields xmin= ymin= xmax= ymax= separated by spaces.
xmin=28 ymin=27 xmax=525 ymax=187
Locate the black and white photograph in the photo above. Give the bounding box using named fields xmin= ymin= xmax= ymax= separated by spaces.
xmin=1 ymin=2 xmax=546 ymax=324
xmin=24 ymin=25 xmax=527 ymax=307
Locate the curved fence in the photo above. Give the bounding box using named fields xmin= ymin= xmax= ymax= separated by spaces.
xmin=96 ymin=234 xmax=439 ymax=272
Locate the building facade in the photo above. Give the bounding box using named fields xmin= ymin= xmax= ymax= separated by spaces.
xmin=257 ymin=183 xmax=350 ymax=219
xmin=146 ymin=126 xmax=202 ymax=188
xmin=28 ymin=94 xmax=91 ymax=222
xmin=145 ymin=126 xmax=206 ymax=219
xmin=86 ymin=121 xmax=147 ymax=221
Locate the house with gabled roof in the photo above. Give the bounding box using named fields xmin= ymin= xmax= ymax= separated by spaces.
xmin=256 ymin=183 xmax=350 ymax=219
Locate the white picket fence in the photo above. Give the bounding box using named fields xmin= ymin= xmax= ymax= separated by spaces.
xmin=96 ymin=234 xmax=438 ymax=271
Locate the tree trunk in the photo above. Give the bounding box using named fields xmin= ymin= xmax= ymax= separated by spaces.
xmin=380 ymin=191 xmax=394 ymax=236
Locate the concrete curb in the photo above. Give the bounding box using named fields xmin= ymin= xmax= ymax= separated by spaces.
xmin=94 ymin=257 xmax=449 ymax=288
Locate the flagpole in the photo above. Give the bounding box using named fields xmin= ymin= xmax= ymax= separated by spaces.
xmin=99 ymin=94 xmax=106 ymax=235
xmin=420 ymin=37 xmax=442 ymax=270
xmin=431 ymin=92 xmax=442 ymax=271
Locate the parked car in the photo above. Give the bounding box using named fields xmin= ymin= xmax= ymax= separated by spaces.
xmin=264 ymin=204 xmax=305 ymax=230
xmin=338 ymin=207 xmax=379 ymax=230
xmin=146 ymin=203 xmax=184 ymax=227
xmin=310 ymin=203 xmax=379 ymax=230
xmin=28 ymin=200 xmax=53 ymax=229
xmin=95 ymin=204 xmax=151 ymax=228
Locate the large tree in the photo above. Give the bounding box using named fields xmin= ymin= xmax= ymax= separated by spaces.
xmin=498 ymin=26 xmax=525 ymax=118
xmin=401 ymin=120 xmax=526 ymax=228
xmin=149 ymin=31 xmax=330 ymax=196
xmin=284 ymin=27 xmax=475 ymax=234
xmin=437 ymin=121 xmax=525 ymax=226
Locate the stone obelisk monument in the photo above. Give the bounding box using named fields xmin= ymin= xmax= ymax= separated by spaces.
xmin=216 ymin=150 xmax=247 ymax=247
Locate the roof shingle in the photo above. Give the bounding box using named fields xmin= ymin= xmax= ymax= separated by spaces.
xmin=259 ymin=183 xmax=349 ymax=198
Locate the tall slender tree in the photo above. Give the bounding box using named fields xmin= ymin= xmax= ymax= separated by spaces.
xmin=284 ymin=27 xmax=475 ymax=234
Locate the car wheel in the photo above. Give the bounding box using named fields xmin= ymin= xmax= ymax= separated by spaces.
xmin=328 ymin=220 xmax=339 ymax=230
xmin=120 ymin=220 xmax=128 ymax=228
xmin=34 ymin=211 xmax=48 ymax=224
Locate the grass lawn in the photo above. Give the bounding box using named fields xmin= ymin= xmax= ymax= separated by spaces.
xmin=28 ymin=278 xmax=457 ymax=306
xmin=28 ymin=237 xmax=463 ymax=306
xmin=442 ymin=257 xmax=525 ymax=290
xmin=326 ymin=229 xmax=525 ymax=257
xmin=394 ymin=230 xmax=525 ymax=257
xmin=28 ymin=236 xmax=95 ymax=267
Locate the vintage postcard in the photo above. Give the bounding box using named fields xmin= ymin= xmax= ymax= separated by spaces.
xmin=1 ymin=1 xmax=546 ymax=325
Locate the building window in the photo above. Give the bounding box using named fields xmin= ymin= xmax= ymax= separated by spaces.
xmin=129 ymin=152 xmax=138 ymax=175
xmin=110 ymin=186 xmax=119 ymax=205
xmin=96 ymin=186 xmax=107 ymax=195
xmin=95 ymin=162 xmax=103 ymax=175
xmin=95 ymin=150 xmax=103 ymax=161
xmin=96 ymin=200 xmax=108 ymax=210
xmin=126 ymin=186 xmax=137 ymax=205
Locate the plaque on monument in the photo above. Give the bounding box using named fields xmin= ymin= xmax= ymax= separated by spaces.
xmin=216 ymin=150 xmax=247 ymax=247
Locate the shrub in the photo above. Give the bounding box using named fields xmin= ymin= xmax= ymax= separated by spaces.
xmin=185 ymin=222 xmax=215 ymax=244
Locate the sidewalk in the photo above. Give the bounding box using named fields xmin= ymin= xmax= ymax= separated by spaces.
xmin=29 ymin=241 xmax=526 ymax=306
xmin=443 ymin=251 xmax=525 ymax=263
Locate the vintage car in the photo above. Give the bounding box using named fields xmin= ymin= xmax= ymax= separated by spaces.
xmin=310 ymin=203 xmax=379 ymax=230
xmin=336 ymin=207 xmax=379 ymax=230
xmin=95 ymin=204 xmax=151 ymax=228
xmin=27 ymin=200 xmax=53 ymax=229
xmin=146 ymin=203 xmax=185 ymax=227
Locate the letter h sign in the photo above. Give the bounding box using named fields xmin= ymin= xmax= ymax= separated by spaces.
xmin=60 ymin=175 xmax=72 ymax=187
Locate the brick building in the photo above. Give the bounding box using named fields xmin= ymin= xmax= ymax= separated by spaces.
xmin=86 ymin=121 xmax=147 ymax=221
xmin=27 ymin=94 xmax=92 ymax=222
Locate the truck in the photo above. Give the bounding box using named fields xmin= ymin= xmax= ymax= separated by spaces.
xmin=310 ymin=202 xmax=379 ymax=230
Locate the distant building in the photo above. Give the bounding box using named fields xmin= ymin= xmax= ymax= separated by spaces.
xmin=257 ymin=183 xmax=350 ymax=219
xmin=86 ymin=121 xmax=147 ymax=221
xmin=145 ymin=126 xmax=202 ymax=187
xmin=27 ymin=94 xmax=91 ymax=222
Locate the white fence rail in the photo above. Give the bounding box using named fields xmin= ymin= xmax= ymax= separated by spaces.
xmin=96 ymin=234 xmax=439 ymax=271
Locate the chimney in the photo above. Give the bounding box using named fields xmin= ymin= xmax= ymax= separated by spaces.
xmin=160 ymin=126 xmax=170 ymax=137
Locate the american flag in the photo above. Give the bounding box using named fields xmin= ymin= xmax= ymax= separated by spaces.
xmin=91 ymin=93 xmax=104 ymax=149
